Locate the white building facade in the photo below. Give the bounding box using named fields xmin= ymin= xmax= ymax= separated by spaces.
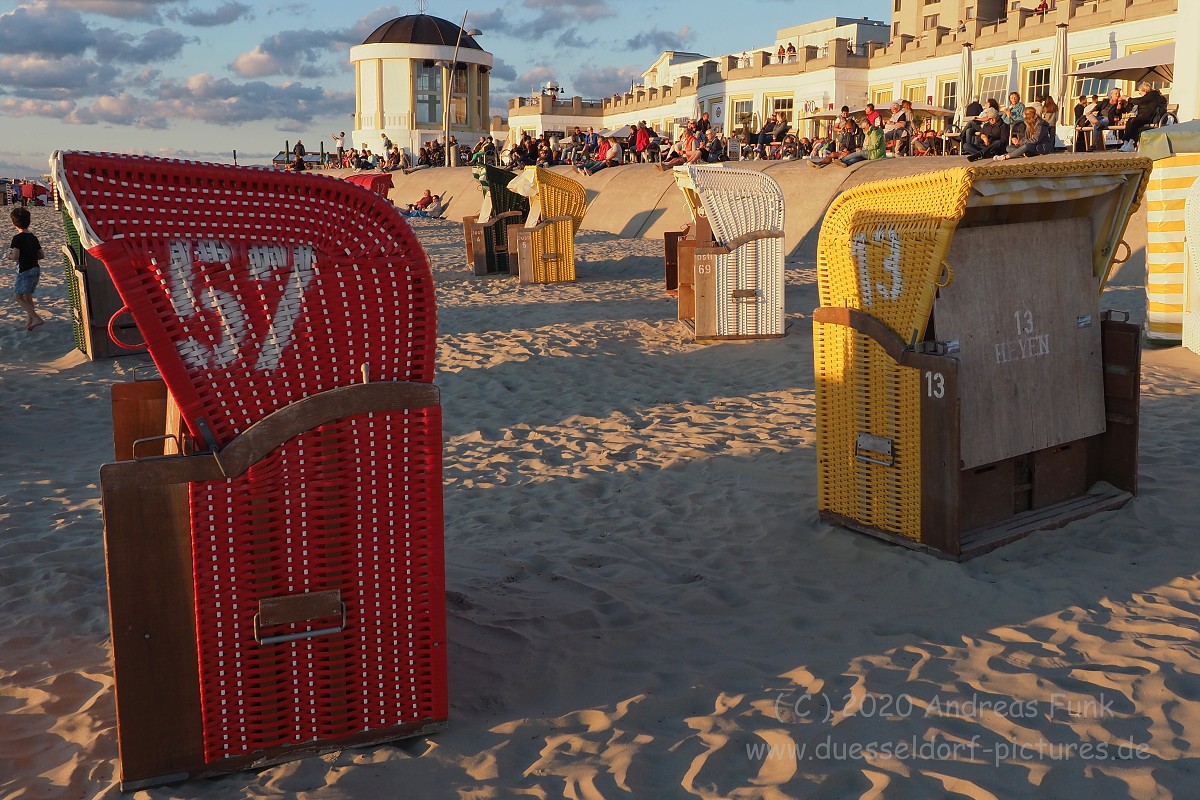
xmin=348 ymin=14 xmax=493 ymax=158
xmin=503 ymin=2 xmax=1189 ymax=144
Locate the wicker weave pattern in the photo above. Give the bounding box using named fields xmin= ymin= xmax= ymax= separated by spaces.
xmin=531 ymin=166 xmax=587 ymax=228
xmin=1184 ymin=177 xmax=1200 ymax=354
xmin=60 ymin=207 xmax=88 ymax=354
xmin=192 ymin=408 xmax=445 ymax=760
xmin=519 ymin=167 xmax=587 ymax=284
xmin=54 ymin=151 xmax=447 ymax=765
xmin=674 ymin=165 xmax=785 ymax=337
xmin=817 ymin=167 xmax=970 ymax=343
xmin=55 ymin=152 xmax=435 ymax=445
xmin=1146 ymin=154 xmax=1200 ymax=341
xmin=815 ymin=323 xmax=921 ymax=539
xmin=487 ymin=165 xmax=531 ymax=220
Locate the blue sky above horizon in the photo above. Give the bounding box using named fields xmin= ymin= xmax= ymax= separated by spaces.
xmin=0 ymin=0 xmax=891 ymax=176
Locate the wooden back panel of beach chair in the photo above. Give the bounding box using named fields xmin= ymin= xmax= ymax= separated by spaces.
xmin=54 ymin=151 xmax=447 ymax=785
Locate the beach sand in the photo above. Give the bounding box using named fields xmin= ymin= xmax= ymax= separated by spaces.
xmin=3 ymin=203 xmax=1200 ymax=799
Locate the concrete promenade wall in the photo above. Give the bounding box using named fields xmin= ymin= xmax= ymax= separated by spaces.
xmin=322 ymin=156 xmax=1148 ymax=277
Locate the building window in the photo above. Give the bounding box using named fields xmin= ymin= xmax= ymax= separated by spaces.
xmin=414 ymin=62 xmax=442 ymax=125
xmin=893 ymin=21 xmax=901 ymax=36
xmin=1072 ymin=59 xmax=1115 ymax=100
xmin=770 ymin=96 xmax=794 ymax=124
xmin=977 ymin=73 xmax=1008 ymax=105
xmin=733 ymin=99 xmax=754 ymax=133
xmin=894 ymin=0 xmax=901 ymax=10
xmin=450 ymin=66 xmax=468 ymax=125
xmin=940 ymin=79 xmax=957 ymax=112
xmin=923 ymin=14 xmax=939 ymax=30
xmin=1025 ymin=67 xmax=1050 ymax=101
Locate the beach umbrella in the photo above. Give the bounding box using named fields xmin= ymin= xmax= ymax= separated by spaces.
xmin=954 ymin=43 xmax=974 ymax=128
xmin=1069 ymin=42 xmax=1174 ymax=84
xmin=607 ymin=125 xmax=633 ymax=138
xmin=1050 ymin=25 xmax=1069 ymax=112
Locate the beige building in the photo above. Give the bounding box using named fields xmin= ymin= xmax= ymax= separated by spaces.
xmin=348 ymin=14 xmax=493 ymax=158
xmin=501 ymin=0 xmax=1189 ymax=146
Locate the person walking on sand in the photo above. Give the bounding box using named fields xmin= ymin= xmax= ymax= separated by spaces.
xmin=8 ymin=207 xmax=45 ymax=331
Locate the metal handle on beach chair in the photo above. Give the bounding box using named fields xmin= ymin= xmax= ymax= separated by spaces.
xmin=107 ymin=306 xmax=146 ymax=350
xmin=253 ymin=589 xmax=346 ymax=646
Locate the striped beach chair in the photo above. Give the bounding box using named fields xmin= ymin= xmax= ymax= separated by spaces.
xmin=53 ymin=151 xmax=447 ymax=788
xmin=814 ymin=156 xmax=1151 ymax=558
xmin=1143 ymin=152 xmax=1200 ymax=342
xmin=670 ymin=164 xmax=785 ymax=340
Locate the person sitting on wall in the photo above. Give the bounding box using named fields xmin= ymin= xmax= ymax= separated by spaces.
xmin=964 ymin=107 xmax=1008 ymax=160
xmin=658 ymin=129 xmax=702 ymax=169
xmin=883 ymin=102 xmax=910 ymax=153
xmin=812 ymin=119 xmax=886 ymax=167
xmin=1120 ymin=81 xmax=1166 ymax=151
xmin=754 ymin=114 xmax=777 ymax=159
xmin=702 ymin=129 xmax=725 ymax=162
xmin=785 ymin=42 xmax=797 ymax=61
xmin=994 ymin=106 xmax=1054 ymax=160
xmin=911 ymin=128 xmax=943 ymax=155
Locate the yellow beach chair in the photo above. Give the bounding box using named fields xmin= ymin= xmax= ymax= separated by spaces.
xmin=814 ymin=155 xmax=1151 ymax=558
xmin=509 ymin=166 xmax=587 ymax=284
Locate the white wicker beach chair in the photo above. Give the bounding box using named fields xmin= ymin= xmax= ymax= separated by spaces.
xmin=1184 ymin=178 xmax=1200 ymax=354
xmin=670 ymin=164 xmax=785 ymax=339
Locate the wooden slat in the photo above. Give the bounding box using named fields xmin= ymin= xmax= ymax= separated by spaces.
xmin=111 ymin=380 xmax=168 ymax=461
xmin=103 ymin=478 xmax=203 ymax=784
xmin=935 ymin=219 xmax=1106 ymax=469
xmin=1097 ymin=318 xmax=1142 ymax=493
xmin=101 ymin=381 xmax=440 ymax=489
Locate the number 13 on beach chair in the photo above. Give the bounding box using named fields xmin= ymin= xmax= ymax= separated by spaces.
xmin=53 ymin=151 xmax=448 ymax=789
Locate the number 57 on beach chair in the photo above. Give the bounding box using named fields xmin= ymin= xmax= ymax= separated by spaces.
xmin=53 ymin=151 xmax=448 ymax=789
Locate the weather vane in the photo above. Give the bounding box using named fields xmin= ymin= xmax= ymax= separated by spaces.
xmin=415 ymin=0 xmax=428 ymax=13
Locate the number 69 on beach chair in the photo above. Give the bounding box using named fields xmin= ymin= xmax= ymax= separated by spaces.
xmin=669 ymin=164 xmax=785 ymax=341
xmin=508 ymin=165 xmax=587 ymax=284
xmin=52 ymin=151 xmax=448 ymax=789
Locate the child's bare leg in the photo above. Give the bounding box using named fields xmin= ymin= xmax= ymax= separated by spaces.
xmin=16 ymin=294 xmax=43 ymax=329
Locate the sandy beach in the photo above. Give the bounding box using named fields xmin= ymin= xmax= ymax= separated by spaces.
xmin=4 ymin=197 xmax=1200 ymax=799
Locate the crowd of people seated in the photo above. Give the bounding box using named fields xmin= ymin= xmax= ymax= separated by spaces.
xmin=303 ymin=83 xmax=1169 ymax=185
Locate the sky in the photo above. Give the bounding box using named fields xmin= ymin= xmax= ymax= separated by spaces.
xmin=0 ymin=0 xmax=892 ymax=177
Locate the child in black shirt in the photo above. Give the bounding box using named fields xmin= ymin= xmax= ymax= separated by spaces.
xmin=8 ymin=207 xmax=45 ymax=331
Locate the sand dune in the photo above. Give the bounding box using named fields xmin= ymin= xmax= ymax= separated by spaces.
xmin=2 ymin=204 xmax=1200 ymax=799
